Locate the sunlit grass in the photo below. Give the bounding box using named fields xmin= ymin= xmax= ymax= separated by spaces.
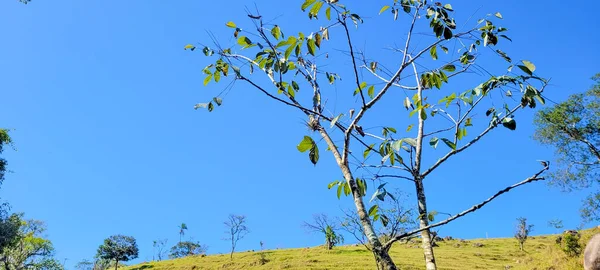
xmin=125 ymin=228 xmax=598 ymax=270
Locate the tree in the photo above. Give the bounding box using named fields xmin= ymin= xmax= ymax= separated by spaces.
xmin=75 ymin=259 xmax=94 ymax=270
xmin=533 ymin=74 xmax=600 ymax=222
xmin=178 ymin=223 xmax=187 ymax=244
xmin=0 ymin=217 xmax=64 ymax=270
xmin=0 ymin=130 xmax=20 ymax=256
xmin=547 ymin=219 xmax=564 ymax=233
xmin=96 ymin=235 xmax=139 ymax=270
xmin=189 ymin=1 xmax=548 ymax=269
xmin=303 ymin=214 xmax=344 ymax=250
xmin=224 ymin=214 xmax=249 ymax=260
xmin=514 ymin=217 xmax=533 ymax=251
xmin=168 ymin=241 xmax=207 ymax=259
xmin=152 ymin=239 xmax=168 ymax=261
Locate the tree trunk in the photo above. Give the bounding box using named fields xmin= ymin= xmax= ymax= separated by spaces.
xmin=519 ymin=242 xmax=524 ymax=251
xmin=415 ymin=179 xmax=437 ymax=270
xmin=114 ymin=259 xmax=118 ymax=270
xmin=317 ymin=127 xmax=397 ymax=270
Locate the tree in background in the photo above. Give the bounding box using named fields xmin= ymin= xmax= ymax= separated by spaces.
xmin=152 ymin=239 xmax=168 ymax=261
xmin=533 ymin=74 xmax=600 ymax=222
xmin=178 ymin=223 xmax=188 ymax=244
xmin=341 ymin=190 xmax=416 ymax=253
xmin=0 ymin=129 xmax=20 ymax=256
xmin=96 ymin=235 xmax=139 ymax=270
xmin=514 ymin=217 xmax=534 ymax=251
xmin=189 ymin=0 xmax=548 ymax=268
xmin=303 ymin=214 xmax=344 ymax=250
xmin=547 ymin=219 xmax=564 ymax=234
xmin=224 ymin=214 xmax=249 ymax=260
xmin=168 ymin=241 xmax=207 ymax=259
xmin=74 ymin=259 xmax=94 ymax=270
xmin=0 ymin=217 xmax=64 ymax=270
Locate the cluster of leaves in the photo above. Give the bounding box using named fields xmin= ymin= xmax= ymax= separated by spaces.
xmin=560 ymin=231 xmax=582 ymax=257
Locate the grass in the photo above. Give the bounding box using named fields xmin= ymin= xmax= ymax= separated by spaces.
xmin=125 ymin=227 xmax=599 ymax=270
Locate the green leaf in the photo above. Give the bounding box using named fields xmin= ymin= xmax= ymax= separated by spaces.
xmin=406 ymin=124 xmax=414 ymax=132
xmin=430 ymin=137 xmax=439 ymax=149
xmin=443 ymin=27 xmax=453 ymax=40
xmin=502 ymin=118 xmax=517 ymax=130
xmin=325 ymin=7 xmax=331 ymax=20
xmin=292 ymin=81 xmax=300 ymax=91
xmin=184 ymin=44 xmax=196 ymax=51
xmin=226 ymin=21 xmax=237 ymax=28
xmin=364 ymin=144 xmax=374 ymax=159
xmin=207 ymin=102 xmax=214 ymax=112
xmin=442 ymin=64 xmax=456 ymax=72
xmin=368 ymin=85 xmax=375 ymax=99
xmin=213 ymin=97 xmax=223 ymax=106
xmin=494 ymin=12 xmax=503 ymax=19
xmin=465 ymin=117 xmax=473 ymax=127
xmin=379 ymin=5 xmax=391 ymax=14
xmin=441 ymin=138 xmax=456 ymax=150
xmin=381 ymin=214 xmax=389 ymax=227
xmin=404 ymin=138 xmax=417 ymax=148
xmin=337 ymin=184 xmax=343 ymax=199
xmin=522 ymin=60 xmax=536 ymax=73
xmin=330 ymin=113 xmax=342 ymax=128
xmin=213 ymin=70 xmax=221 ymax=82
xmin=307 ymin=38 xmax=317 ymax=56
xmin=368 ymin=205 xmax=379 ymax=217
xmin=430 ymin=46 xmax=438 ymax=60
xmin=203 ymin=74 xmax=213 ymax=86
xmin=441 ymin=46 xmax=449 ymax=53
xmin=297 ymin=136 xmax=314 ymax=152
xmin=443 ymin=4 xmax=453 ymax=11
xmin=309 ymin=1 xmax=324 ymax=17
xmin=193 ymin=103 xmax=208 ymax=110
xmin=301 ymin=0 xmax=316 ymax=11
xmin=517 ymin=65 xmax=532 ymax=75
xmin=328 ymin=180 xmax=340 ymax=189
xmin=309 ymin=144 xmax=319 ymax=165
xmin=403 ymin=96 xmax=412 ymax=110
xmin=237 ymin=36 xmax=252 ymax=47
xmin=271 ymin=25 xmax=281 ymax=40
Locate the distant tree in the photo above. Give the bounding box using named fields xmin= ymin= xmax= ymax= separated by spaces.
xmin=303 ymin=214 xmax=344 ymax=250
xmin=75 ymin=259 xmax=94 ymax=270
xmin=534 ymin=74 xmax=600 ymax=223
xmin=178 ymin=223 xmax=188 ymax=244
xmin=547 ymin=219 xmax=564 ymax=233
xmin=0 ymin=130 xmax=20 ymax=255
xmin=224 ymin=214 xmax=249 ymax=259
xmin=96 ymin=235 xmax=139 ymax=270
xmin=152 ymin=239 xmax=168 ymax=261
xmin=341 ymin=190 xmax=416 ymax=252
xmin=19 ymin=0 xmax=32 ymax=4
xmin=514 ymin=217 xmax=534 ymax=251
xmin=168 ymin=241 xmax=207 ymax=259
xmin=0 ymin=217 xmax=64 ymax=270
xmin=189 ymin=1 xmax=549 ymax=269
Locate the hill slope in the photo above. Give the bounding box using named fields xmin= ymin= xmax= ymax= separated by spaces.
xmin=125 ymin=228 xmax=598 ymax=270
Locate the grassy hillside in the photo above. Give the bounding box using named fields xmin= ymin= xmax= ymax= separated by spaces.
xmin=125 ymin=228 xmax=599 ymax=270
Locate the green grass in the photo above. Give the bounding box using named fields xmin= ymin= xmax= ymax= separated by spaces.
xmin=125 ymin=228 xmax=599 ymax=270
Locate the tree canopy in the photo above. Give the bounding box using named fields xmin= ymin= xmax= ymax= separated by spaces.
xmin=96 ymin=235 xmax=139 ymax=270
xmin=534 ymin=74 xmax=600 ymax=222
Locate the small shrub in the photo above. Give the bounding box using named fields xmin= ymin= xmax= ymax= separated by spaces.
xmin=472 ymin=242 xmax=484 ymax=248
xmin=560 ymin=231 xmax=582 ymax=257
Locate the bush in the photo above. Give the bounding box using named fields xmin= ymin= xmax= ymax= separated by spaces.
xmin=560 ymin=231 xmax=582 ymax=257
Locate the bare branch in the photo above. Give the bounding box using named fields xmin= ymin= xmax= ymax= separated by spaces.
xmin=384 ymin=164 xmax=550 ymax=249
xmin=340 ymin=18 xmax=366 ymax=107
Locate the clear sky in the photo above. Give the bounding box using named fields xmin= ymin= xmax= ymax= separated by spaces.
xmin=0 ymin=0 xmax=599 ymax=268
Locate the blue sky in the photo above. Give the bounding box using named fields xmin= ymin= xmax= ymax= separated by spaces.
xmin=0 ymin=0 xmax=598 ymax=268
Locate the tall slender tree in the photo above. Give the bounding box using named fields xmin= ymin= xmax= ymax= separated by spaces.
xmin=189 ymin=1 xmax=548 ymax=269
xmin=178 ymin=223 xmax=188 ymax=244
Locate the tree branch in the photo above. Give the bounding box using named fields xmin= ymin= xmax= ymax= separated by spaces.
xmin=383 ymin=164 xmax=550 ymax=250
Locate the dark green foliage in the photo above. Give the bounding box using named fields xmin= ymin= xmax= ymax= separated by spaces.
xmin=0 ymin=213 xmax=21 ymax=254
xmin=169 ymin=241 xmax=207 ymax=259
xmin=0 ymin=129 xmax=13 ymax=185
xmin=1 ymin=218 xmax=63 ymax=270
xmin=96 ymin=235 xmax=139 ymax=269
xmin=533 ymin=74 xmax=600 ymax=222
xmin=560 ymin=231 xmax=582 ymax=257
